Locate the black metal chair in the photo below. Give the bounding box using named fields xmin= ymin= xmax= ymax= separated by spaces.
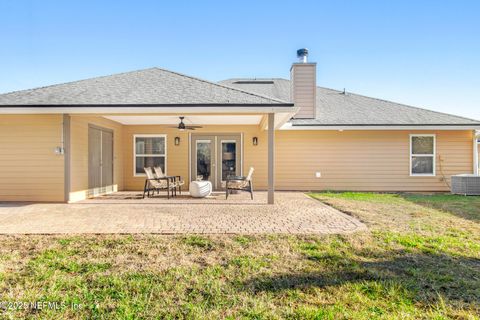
xmin=154 ymin=166 xmax=184 ymax=196
xmin=142 ymin=167 xmax=175 ymax=199
xmin=226 ymin=167 xmax=254 ymax=200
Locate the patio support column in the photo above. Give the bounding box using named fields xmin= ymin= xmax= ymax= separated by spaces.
xmin=63 ymin=114 xmax=71 ymax=203
xmin=268 ymin=113 xmax=275 ymax=204
xmin=474 ymin=131 xmax=479 ymax=176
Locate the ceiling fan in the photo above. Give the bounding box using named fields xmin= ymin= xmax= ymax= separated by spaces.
xmin=169 ymin=116 xmax=203 ymax=131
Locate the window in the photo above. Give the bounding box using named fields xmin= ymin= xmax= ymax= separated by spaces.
xmin=134 ymin=135 xmax=166 ymax=176
xmin=410 ymin=134 xmax=435 ymax=176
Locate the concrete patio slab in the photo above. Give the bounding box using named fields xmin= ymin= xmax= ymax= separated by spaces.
xmin=0 ymin=192 xmax=366 ymax=234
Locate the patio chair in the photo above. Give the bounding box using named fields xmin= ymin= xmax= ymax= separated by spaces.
xmin=154 ymin=166 xmax=185 ymax=195
xmin=226 ymin=167 xmax=254 ymax=200
xmin=153 ymin=166 xmax=166 ymax=178
xmin=143 ymin=167 xmax=175 ymax=199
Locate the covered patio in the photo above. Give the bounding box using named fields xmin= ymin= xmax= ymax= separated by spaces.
xmin=0 ymin=192 xmax=366 ymax=234
xmin=64 ymin=107 xmax=296 ymax=204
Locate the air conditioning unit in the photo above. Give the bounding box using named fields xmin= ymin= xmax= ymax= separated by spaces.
xmin=451 ymin=174 xmax=480 ymax=195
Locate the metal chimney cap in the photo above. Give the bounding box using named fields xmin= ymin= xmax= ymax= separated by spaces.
xmin=296 ymin=48 xmax=309 ymax=63
xmin=296 ymin=48 xmax=309 ymax=58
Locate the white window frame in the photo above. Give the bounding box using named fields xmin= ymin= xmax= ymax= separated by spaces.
xmin=133 ymin=134 xmax=167 ymax=177
xmin=410 ymin=134 xmax=436 ymax=177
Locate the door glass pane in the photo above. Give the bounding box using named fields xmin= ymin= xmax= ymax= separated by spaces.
xmin=135 ymin=156 xmax=165 ymax=175
xmin=135 ymin=137 xmax=165 ymax=154
xmin=412 ymin=136 xmax=434 ymax=154
xmin=196 ymin=141 xmax=211 ymax=180
xmin=222 ymin=142 xmax=236 ymax=181
xmin=412 ymin=156 xmax=434 ymax=174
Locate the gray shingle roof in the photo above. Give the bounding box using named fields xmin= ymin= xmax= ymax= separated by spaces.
xmin=1 ymin=67 xmax=478 ymax=126
xmin=220 ymin=78 xmax=480 ymax=125
xmin=0 ymin=68 xmax=289 ymax=105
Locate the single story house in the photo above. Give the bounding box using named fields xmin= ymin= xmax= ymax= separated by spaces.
xmin=0 ymin=49 xmax=479 ymax=203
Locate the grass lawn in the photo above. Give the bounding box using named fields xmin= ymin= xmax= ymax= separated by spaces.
xmin=0 ymin=193 xmax=479 ymax=319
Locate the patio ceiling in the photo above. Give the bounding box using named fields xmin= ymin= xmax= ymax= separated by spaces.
xmin=103 ymin=115 xmax=263 ymax=125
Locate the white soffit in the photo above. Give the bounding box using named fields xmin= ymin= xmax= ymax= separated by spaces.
xmin=103 ymin=115 xmax=263 ymax=125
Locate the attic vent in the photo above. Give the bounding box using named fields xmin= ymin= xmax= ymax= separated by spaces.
xmin=233 ymin=80 xmax=274 ymax=84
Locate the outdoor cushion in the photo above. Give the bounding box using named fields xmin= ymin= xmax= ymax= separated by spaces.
xmin=227 ymin=180 xmax=249 ymax=189
xmin=153 ymin=166 xmax=166 ymax=178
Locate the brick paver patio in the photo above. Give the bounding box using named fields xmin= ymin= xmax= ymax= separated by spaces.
xmin=0 ymin=192 xmax=366 ymax=234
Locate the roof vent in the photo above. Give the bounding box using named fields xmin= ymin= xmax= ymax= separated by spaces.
xmin=296 ymin=48 xmax=309 ymax=63
xmin=233 ymin=80 xmax=274 ymax=84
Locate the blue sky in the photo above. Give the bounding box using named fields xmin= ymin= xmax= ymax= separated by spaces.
xmin=1 ymin=0 xmax=479 ymax=120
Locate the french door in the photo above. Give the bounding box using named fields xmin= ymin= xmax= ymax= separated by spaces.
xmin=191 ymin=134 xmax=242 ymax=190
xmin=88 ymin=125 xmax=114 ymax=196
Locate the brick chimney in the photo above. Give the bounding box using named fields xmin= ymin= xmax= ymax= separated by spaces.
xmin=290 ymin=48 xmax=316 ymax=119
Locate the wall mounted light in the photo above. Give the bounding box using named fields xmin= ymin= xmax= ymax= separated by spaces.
xmin=252 ymin=137 xmax=258 ymax=146
xmin=54 ymin=146 xmax=64 ymax=155
xmin=174 ymin=137 xmax=180 ymax=146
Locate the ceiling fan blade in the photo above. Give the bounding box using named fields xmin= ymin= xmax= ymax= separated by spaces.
xmin=185 ymin=126 xmax=203 ymax=128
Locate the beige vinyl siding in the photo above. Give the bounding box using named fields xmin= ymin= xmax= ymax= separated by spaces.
xmin=0 ymin=115 xmax=64 ymax=201
xmin=69 ymin=115 xmax=124 ymax=202
xmin=275 ymin=130 xmax=474 ymax=191
xmin=123 ymin=126 xmax=473 ymax=192
xmin=290 ymin=63 xmax=316 ymax=119
xmin=123 ymin=125 xmax=268 ymax=190
xmin=1 ymin=114 xmax=473 ymax=202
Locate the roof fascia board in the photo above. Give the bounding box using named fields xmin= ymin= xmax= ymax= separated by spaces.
xmin=280 ymin=123 xmax=480 ymax=130
xmin=0 ymin=105 xmax=295 ymax=114
xmin=0 ymin=103 xmax=293 ymax=107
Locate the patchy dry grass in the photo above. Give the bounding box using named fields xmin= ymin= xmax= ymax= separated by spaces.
xmin=310 ymin=192 xmax=480 ymax=234
xmin=404 ymin=194 xmax=480 ymax=223
xmin=0 ymin=193 xmax=478 ymax=319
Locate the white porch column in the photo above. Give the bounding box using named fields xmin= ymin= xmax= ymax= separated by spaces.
xmin=474 ymin=131 xmax=479 ymax=175
xmin=268 ymin=113 xmax=275 ymax=204
xmin=63 ymin=114 xmax=71 ymax=203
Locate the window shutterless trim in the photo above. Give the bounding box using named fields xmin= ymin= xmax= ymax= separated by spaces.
xmin=409 ymin=134 xmax=436 ymax=176
xmin=133 ymin=134 xmax=167 ymax=177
